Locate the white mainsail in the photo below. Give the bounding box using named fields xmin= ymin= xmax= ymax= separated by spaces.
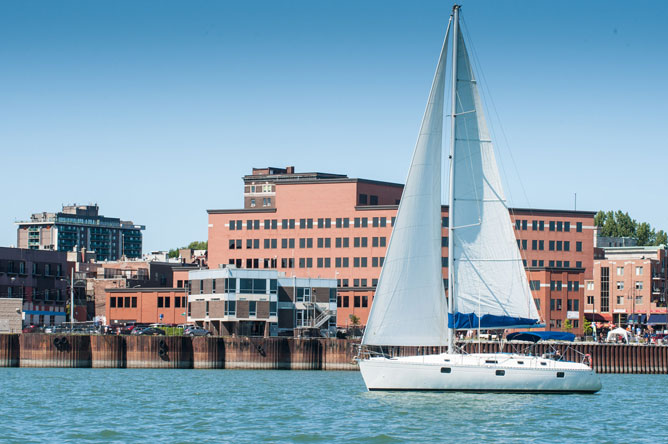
xmin=361 ymin=20 xmax=451 ymax=347
xmin=449 ymin=27 xmax=539 ymax=329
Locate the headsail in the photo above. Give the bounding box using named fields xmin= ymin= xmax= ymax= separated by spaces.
xmin=448 ymin=26 xmax=540 ymax=329
xmin=361 ymin=19 xmax=451 ymax=347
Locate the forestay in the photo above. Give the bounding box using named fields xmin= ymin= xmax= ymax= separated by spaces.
xmin=361 ymin=20 xmax=451 ymax=347
xmin=448 ymin=27 xmax=539 ymax=330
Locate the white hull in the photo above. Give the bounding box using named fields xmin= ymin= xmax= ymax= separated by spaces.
xmin=359 ymin=352 xmax=602 ymax=393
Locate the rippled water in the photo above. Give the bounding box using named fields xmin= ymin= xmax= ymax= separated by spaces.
xmin=1 ymin=369 xmax=666 ymax=443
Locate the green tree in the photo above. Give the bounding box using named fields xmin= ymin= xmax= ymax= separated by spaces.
xmin=593 ymin=210 xmax=606 ymax=228
xmin=583 ymin=318 xmax=592 ymax=335
xmin=563 ymin=319 xmax=573 ymax=332
xmin=636 ymin=222 xmax=653 ymax=246
xmin=167 ymin=241 xmax=208 ymax=259
xmin=615 ymin=211 xmax=636 ymax=238
xmin=601 ymin=210 xmax=618 ymax=236
xmin=655 ymin=230 xmax=668 ymax=246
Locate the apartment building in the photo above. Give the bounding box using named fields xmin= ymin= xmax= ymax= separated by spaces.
xmin=586 ymin=246 xmax=668 ymax=328
xmin=207 ymin=167 xmax=596 ymax=334
xmin=16 ymin=204 xmax=144 ymax=261
xmin=0 ymin=247 xmax=69 ymax=326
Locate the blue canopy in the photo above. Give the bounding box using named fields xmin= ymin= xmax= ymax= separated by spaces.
xmin=627 ymin=314 xmax=647 ymax=324
xmin=506 ymin=331 xmax=575 ymax=342
xmin=647 ymin=314 xmax=668 ymax=325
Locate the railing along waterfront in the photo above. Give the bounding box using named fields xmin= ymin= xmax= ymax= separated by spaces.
xmin=0 ymin=335 xmax=666 ymax=373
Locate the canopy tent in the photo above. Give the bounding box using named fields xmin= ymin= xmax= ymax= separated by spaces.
xmin=647 ymin=314 xmax=668 ymax=326
xmin=627 ymin=314 xmax=647 ymax=324
xmin=506 ymin=331 xmax=575 ymax=343
xmin=606 ymin=327 xmax=630 ymax=343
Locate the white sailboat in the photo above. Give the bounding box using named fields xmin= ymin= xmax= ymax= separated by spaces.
xmin=358 ymin=5 xmax=601 ymax=393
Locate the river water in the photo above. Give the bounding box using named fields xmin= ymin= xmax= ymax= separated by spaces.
xmin=1 ymin=369 xmax=666 ymax=443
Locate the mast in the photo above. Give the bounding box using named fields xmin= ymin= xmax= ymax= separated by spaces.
xmin=447 ymin=4 xmax=460 ymax=354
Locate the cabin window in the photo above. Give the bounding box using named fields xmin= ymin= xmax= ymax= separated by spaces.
xmin=556 ymin=372 xmax=565 ymax=378
xmin=517 ymin=361 xmax=524 ymax=365
xmin=496 ymin=370 xmax=505 ymax=376
xmin=485 ymin=360 xmax=498 ymax=364
xmin=441 ymin=367 xmax=451 ymax=374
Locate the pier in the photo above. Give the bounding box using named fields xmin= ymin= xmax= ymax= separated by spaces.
xmin=0 ymin=334 xmax=667 ymax=373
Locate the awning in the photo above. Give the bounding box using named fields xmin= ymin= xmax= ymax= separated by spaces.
xmin=647 ymin=314 xmax=668 ymax=325
xmin=627 ymin=314 xmax=647 ymax=324
xmin=584 ymin=313 xmax=608 ymax=322
xmin=506 ymin=331 xmax=576 ymax=342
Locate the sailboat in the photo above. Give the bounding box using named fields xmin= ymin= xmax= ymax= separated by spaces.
xmin=358 ymin=5 xmax=601 ymax=393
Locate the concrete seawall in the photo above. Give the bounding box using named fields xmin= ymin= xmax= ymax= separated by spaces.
xmin=1 ymin=334 xmax=666 ymax=373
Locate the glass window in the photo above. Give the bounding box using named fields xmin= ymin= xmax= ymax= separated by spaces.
xmin=249 ymin=301 xmax=257 ymax=316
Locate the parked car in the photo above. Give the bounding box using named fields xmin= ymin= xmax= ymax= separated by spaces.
xmin=184 ymin=326 xmax=211 ymax=337
xmin=22 ymin=324 xmax=41 ymax=333
xmin=132 ymin=327 xmax=165 ymax=336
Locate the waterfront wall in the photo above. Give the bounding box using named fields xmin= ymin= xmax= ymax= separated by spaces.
xmin=1 ymin=335 xmax=667 ymax=374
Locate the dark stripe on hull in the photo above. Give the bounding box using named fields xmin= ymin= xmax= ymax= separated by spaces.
xmin=368 ymin=388 xmax=600 ymax=394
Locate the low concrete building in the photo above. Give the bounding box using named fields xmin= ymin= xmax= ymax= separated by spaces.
xmin=188 ymin=267 xmax=337 ymax=337
xmin=0 ymin=298 xmax=22 ymax=333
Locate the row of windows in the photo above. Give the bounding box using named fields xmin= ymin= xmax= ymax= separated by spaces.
xmin=229 ymin=217 xmax=395 ymax=231
xmin=615 ymin=266 xmax=644 ymax=276
xmin=337 ymin=294 xmax=369 ymax=308
xmin=614 ymin=281 xmax=644 ymax=290
xmin=337 ymin=278 xmax=378 ymax=288
xmin=549 ymin=280 xmax=581 ymax=291
xmin=228 ymin=256 xmax=385 ymax=270
xmin=548 ymin=298 xmax=579 ymax=311
xmin=514 ymin=219 xmax=583 ymax=233
xmin=229 ymin=237 xmax=388 ymax=250
xmin=528 ymin=260 xmax=582 ymax=268
xmin=2 ymin=261 xmax=64 ymax=276
xmin=517 ymin=239 xmax=583 ymax=252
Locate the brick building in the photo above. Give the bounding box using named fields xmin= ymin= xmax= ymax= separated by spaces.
xmin=105 ymin=288 xmax=188 ymax=326
xmin=0 ymin=247 xmax=69 ymax=326
xmin=16 ymin=204 xmax=144 ymax=261
xmin=207 ymin=167 xmax=596 ymax=335
xmin=585 ymin=246 xmax=668 ymax=328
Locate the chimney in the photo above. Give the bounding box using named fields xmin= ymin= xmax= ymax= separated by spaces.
xmin=286 ymin=166 xmax=295 ymax=174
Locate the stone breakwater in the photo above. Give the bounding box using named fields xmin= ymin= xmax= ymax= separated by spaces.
xmin=0 ymin=334 xmax=667 ymax=373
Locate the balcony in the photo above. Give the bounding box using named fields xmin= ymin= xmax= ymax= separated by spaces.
xmin=652 ymin=273 xmax=665 ymax=280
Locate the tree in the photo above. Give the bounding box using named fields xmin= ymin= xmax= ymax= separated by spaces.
xmin=583 ymin=318 xmax=592 ymax=335
xmin=655 ymin=230 xmax=668 ymax=246
xmin=167 ymin=241 xmax=208 ymax=259
xmin=601 ymin=210 xmax=618 ymax=236
xmin=593 ymin=210 xmax=606 ymax=228
xmin=636 ymin=222 xmax=653 ymax=246
xmin=615 ymin=211 xmax=636 ymax=238
xmin=563 ymin=319 xmax=573 ymax=332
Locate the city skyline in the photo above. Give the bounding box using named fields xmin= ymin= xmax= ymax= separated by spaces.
xmin=2 ymin=0 xmax=667 ymax=253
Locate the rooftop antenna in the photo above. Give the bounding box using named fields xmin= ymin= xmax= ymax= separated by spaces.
xmin=574 ymin=193 xmax=577 ymax=211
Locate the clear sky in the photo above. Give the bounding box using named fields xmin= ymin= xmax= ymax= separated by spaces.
xmin=1 ymin=0 xmax=667 ymax=252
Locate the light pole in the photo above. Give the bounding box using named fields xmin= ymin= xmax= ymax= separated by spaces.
xmin=70 ymin=267 xmax=74 ymax=334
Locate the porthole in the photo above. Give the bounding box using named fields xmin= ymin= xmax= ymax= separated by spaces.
xmin=495 ymin=369 xmax=505 ymax=376
xmin=517 ymin=361 xmax=524 ymax=365
xmin=441 ymin=367 xmax=451 ymax=374
xmin=556 ymin=372 xmax=565 ymax=378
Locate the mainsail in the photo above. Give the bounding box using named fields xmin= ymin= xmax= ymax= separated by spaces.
xmin=448 ymin=27 xmax=540 ymax=329
xmin=361 ymin=19 xmax=451 ymax=347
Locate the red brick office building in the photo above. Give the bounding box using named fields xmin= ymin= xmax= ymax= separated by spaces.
xmin=207 ymin=167 xmax=596 ymax=335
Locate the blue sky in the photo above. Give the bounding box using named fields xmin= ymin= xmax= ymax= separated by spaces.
xmin=1 ymin=0 xmax=667 ymax=252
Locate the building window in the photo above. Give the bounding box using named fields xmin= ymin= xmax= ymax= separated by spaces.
xmin=522 ymin=220 xmax=527 ymax=230
xmin=564 ymin=221 xmax=570 ymax=232
xmin=358 ymin=194 xmax=368 ymax=205
xmin=529 ymin=280 xmax=540 ymax=291
xmin=158 ymin=297 xmax=163 ymax=308
xmin=515 ymin=220 xmax=521 ymax=230
xmin=249 ymin=301 xmax=256 ymax=317
xmin=587 ymin=295 xmax=594 ymax=305
xmin=532 ymin=220 xmax=538 ymax=230
xmin=549 ymin=241 xmax=555 ymax=251
xmin=165 ymin=297 xmax=171 ymax=308
xmin=636 ymin=266 xmax=643 ymax=276
xmin=110 ymin=297 xmax=116 ymax=308
xmin=635 ymin=281 xmax=643 ymax=290
xmin=616 ymin=281 xmax=624 ymax=290
xmin=617 ymin=266 xmax=624 ymax=276
xmin=549 ymin=221 xmax=555 ymax=231
xmin=576 ymin=222 xmax=582 ymax=232
xmin=576 ymin=241 xmax=582 ymax=252
xmin=601 ymin=267 xmax=610 ymax=312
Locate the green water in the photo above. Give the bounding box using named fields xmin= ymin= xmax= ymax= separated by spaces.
xmin=1 ymin=369 xmax=666 ymax=443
